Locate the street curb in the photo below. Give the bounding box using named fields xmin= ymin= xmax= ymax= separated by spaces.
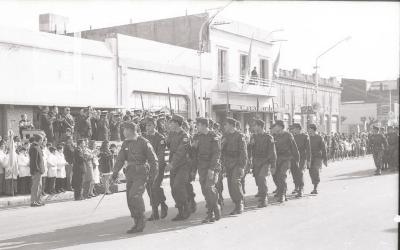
xmin=0 ymin=183 xmax=127 ymax=209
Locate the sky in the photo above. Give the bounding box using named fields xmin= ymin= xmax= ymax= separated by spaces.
xmin=0 ymin=0 xmax=399 ymax=81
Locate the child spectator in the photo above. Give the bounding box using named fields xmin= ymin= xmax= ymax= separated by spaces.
xmin=46 ymin=146 xmax=58 ymax=194
xmin=99 ymin=140 xmax=113 ymax=195
xmin=55 ymin=145 xmax=67 ymax=193
xmin=17 ymin=146 xmax=31 ymax=194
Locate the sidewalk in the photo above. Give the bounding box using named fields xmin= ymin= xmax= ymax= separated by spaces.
xmin=0 ymin=183 xmax=127 ymax=209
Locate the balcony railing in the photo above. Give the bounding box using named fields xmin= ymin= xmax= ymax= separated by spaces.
xmin=215 ymin=75 xmax=276 ymax=96
xmin=218 ymin=75 xmax=274 ymax=87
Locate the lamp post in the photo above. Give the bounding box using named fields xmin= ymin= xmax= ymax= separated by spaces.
xmin=313 ymin=36 xmax=351 ymax=131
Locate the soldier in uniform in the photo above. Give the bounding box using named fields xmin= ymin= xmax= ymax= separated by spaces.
xmin=182 ymin=120 xmax=197 ymax=214
xmin=307 ymin=124 xmax=327 ymax=194
xmin=213 ymin=123 xmax=225 ymax=208
xmin=143 ymin=117 xmax=168 ymax=221
xmin=248 ymin=119 xmax=276 ymax=207
xmin=112 ymin=122 xmax=158 ymax=234
xmin=386 ymin=126 xmax=398 ymax=172
xmin=289 ymin=123 xmax=311 ymax=197
xmin=270 ymin=120 xmax=299 ymax=202
xmin=166 ymin=115 xmax=192 ymax=221
xmin=191 ymin=118 xmax=222 ymax=223
xmin=368 ymin=125 xmax=388 ymax=175
xmin=221 ymin=118 xmax=248 ymax=215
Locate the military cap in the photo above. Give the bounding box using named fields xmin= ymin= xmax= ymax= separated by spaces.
xmin=308 ymin=123 xmax=317 ymax=131
xmin=123 ymin=122 xmax=138 ymax=131
xmin=292 ymin=123 xmax=302 ymax=129
xmin=253 ymin=119 xmax=265 ymax=128
xmin=145 ymin=117 xmax=157 ymax=126
xmin=170 ymin=114 xmax=184 ymax=126
xmin=271 ymin=120 xmax=285 ymax=129
xmin=225 ymin=118 xmax=237 ymax=126
xmin=196 ymin=117 xmax=209 ymax=126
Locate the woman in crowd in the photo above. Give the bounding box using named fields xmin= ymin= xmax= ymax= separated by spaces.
xmin=55 ymin=145 xmax=67 ymax=193
xmin=98 ymin=140 xmax=113 ymax=195
xmin=17 ymin=146 xmax=31 ymax=195
xmin=46 ymin=146 xmax=58 ymax=195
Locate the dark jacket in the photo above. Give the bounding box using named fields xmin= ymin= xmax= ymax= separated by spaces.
xmin=63 ymin=144 xmax=75 ymax=165
xmin=29 ymin=142 xmax=45 ymax=175
xmin=40 ymin=112 xmax=54 ymax=142
xmin=99 ymin=151 xmax=113 ymax=173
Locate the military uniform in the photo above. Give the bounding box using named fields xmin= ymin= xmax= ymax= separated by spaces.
xmin=309 ymin=133 xmax=327 ymax=193
xmin=192 ymin=128 xmax=221 ymax=222
xmin=113 ymin=135 xmax=158 ymax=233
xmin=143 ymin=130 xmax=168 ymax=220
xmin=167 ymin=127 xmax=191 ymax=220
xmin=248 ymin=131 xmax=276 ymax=207
xmin=221 ymin=129 xmax=248 ymax=214
xmin=386 ymin=131 xmax=399 ymax=171
xmin=291 ymin=132 xmax=311 ymax=195
xmin=368 ymin=131 xmax=388 ymax=175
xmin=272 ymin=131 xmax=299 ymax=202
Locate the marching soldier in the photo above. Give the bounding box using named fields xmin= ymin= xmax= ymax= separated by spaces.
xmin=166 ymin=115 xmax=192 ymax=221
xmin=112 ymin=122 xmax=158 ymax=234
xmin=221 ymin=118 xmax=248 ymax=215
xmin=368 ymin=125 xmax=388 ymax=175
xmin=307 ymin=124 xmax=327 ymax=194
xmin=213 ymin=123 xmax=225 ymax=208
xmin=290 ymin=123 xmax=311 ymax=197
xmin=143 ymin=117 xmax=168 ymax=221
xmin=192 ymin=118 xmax=222 ymax=223
xmin=182 ymin=120 xmax=197 ymax=214
xmin=248 ymin=119 xmax=276 ymax=207
xmin=270 ymin=120 xmax=299 ymax=203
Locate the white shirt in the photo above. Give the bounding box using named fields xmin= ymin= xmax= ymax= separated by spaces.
xmin=0 ymin=150 xmax=7 ymax=174
xmin=55 ymin=151 xmax=67 ymax=178
xmin=47 ymin=153 xmax=58 ymax=178
xmin=17 ymin=153 xmax=30 ymax=177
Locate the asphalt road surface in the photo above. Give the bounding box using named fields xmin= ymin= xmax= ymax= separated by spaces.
xmin=0 ymin=155 xmax=397 ymax=250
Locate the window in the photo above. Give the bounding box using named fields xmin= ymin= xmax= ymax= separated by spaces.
xmin=259 ymin=59 xmax=269 ymax=80
xmin=218 ymin=49 xmax=227 ymax=82
xmin=239 ymin=54 xmax=248 ymax=83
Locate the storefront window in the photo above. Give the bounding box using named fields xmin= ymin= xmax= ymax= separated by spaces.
xmin=131 ymin=91 xmax=188 ymax=118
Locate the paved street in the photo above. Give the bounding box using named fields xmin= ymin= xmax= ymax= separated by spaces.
xmin=0 ymin=155 xmax=397 ymax=250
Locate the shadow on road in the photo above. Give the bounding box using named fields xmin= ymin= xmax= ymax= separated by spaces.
xmin=329 ymin=168 xmax=397 ymax=181
xmin=0 ymin=192 xmax=308 ymax=250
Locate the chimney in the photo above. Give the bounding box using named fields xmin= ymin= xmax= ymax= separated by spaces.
xmin=39 ymin=13 xmax=69 ymax=35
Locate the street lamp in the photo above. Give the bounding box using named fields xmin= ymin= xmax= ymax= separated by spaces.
xmin=313 ymin=36 xmax=351 ymax=130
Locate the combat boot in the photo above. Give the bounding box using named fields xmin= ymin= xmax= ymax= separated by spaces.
xmin=182 ymin=202 xmax=191 ymax=220
xmin=257 ymin=198 xmax=267 ymax=208
xmin=214 ymin=205 xmax=221 ymax=221
xmin=311 ymin=189 xmax=318 ymax=194
xmin=126 ymin=217 xmax=138 ymax=234
xmin=277 ymin=194 xmax=286 ymax=203
xmin=229 ymin=202 xmax=239 ymax=215
xmin=127 ymin=215 xmax=145 ymax=234
xmin=171 ymin=206 xmax=184 ymax=221
xmin=254 ymin=191 xmax=261 ymax=198
xmin=202 ymin=209 xmax=215 ymax=223
xmin=291 ymin=187 xmax=298 ymax=195
xmin=189 ymin=198 xmax=197 ymax=213
xmin=148 ymin=207 xmax=160 ymax=221
xmin=160 ymin=202 xmax=168 ymax=219
xmin=237 ymin=200 xmax=244 ymax=214
xmin=296 ymin=188 xmax=303 ymax=198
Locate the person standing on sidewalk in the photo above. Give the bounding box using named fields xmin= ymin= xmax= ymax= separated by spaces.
xmin=72 ymin=139 xmax=86 ymax=200
xmin=63 ymin=136 xmax=75 ymax=191
xmin=307 ymin=124 xmax=328 ymax=194
xmin=99 ymin=140 xmax=113 ymax=195
xmin=29 ymin=134 xmax=45 ymax=207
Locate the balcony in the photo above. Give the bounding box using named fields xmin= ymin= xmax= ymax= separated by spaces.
xmin=213 ymin=75 xmax=277 ymax=97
